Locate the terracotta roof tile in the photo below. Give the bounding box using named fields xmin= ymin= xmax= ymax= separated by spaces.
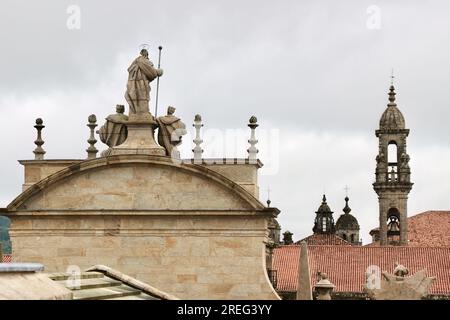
xmin=1 ymin=254 xmax=12 ymax=263
xmin=408 ymin=211 xmax=450 ymax=246
xmin=295 ymin=233 xmax=351 ymax=246
xmin=272 ymin=245 xmax=450 ymax=295
xmin=368 ymin=211 xmax=450 ymax=247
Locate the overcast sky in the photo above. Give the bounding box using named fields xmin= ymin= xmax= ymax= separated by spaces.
xmin=1 ymin=1 xmax=450 ymax=243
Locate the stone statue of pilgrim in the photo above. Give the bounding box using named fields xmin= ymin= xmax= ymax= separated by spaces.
xmin=125 ymin=48 xmax=163 ymax=119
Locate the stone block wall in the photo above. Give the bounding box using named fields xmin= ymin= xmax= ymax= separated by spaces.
xmin=7 ymin=155 xmax=279 ymax=299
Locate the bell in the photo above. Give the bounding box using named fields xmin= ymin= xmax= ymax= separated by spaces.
xmin=387 ymin=218 xmax=400 ymax=236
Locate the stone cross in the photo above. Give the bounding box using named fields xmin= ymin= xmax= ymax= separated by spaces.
xmin=86 ymin=114 xmax=98 ymax=159
xmin=192 ymin=114 xmax=203 ymax=163
xmin=247 ymin=116 xmax=259 ymax=163
xmin=33 ymin=118 xmax=46 ymax=160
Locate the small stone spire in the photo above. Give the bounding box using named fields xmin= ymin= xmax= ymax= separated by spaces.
xmin=86 ymin=114 xmax=98 ymax=159
xmin=192 ymin=114 xmax=203 ymax=163
xmin=343 ymin=196 xmax=351 ymax=214
xmin=33 ymin=118 xmax=46 ymax=160
xmin=388 ymin=85 xmax=396 ymax=106
xmin=247 ymin=116 xmax=259 ymax=162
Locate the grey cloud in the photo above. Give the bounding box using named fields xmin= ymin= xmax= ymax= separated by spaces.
xmin=1 ymin=0 xmax=450 ymax=243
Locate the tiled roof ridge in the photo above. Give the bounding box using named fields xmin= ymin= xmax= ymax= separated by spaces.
xmin=295 ymin=233 xmax=352 ymax=246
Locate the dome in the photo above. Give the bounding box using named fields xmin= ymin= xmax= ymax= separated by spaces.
xmin=336 ymin=213 xmax=360 ymax=230
xmin=316 ymin=194 xmax=332 ymax=214
xmin=336 ymin=197 xmax=360 ymax=231
xmin=379 ymin=85 xmax=405 ymax=130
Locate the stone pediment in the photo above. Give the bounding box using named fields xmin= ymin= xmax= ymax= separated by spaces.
xmin=7 ymin=155 xmax=265 ymax=213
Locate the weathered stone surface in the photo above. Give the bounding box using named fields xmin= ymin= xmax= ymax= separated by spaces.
xmin=203 ymin=161 xmax=260 ymax=198
xmin=6 ymin=155 xmax=280 ymax=300
xmin=98 ymin=105 xmax=129 ymax=150
xmin=125 ymin=49 xmax=163 ymax=117
xmin=0 ymin=262 xmax=44 ymax=272
xmin=16 ymin=163 xmax=253 ymax=211
xmin=0 ymin=271 xmax=72 ymax=300
xmin=20 ymin=160 xmax=82 ymax=191
xmin=18 ymin=158 xmax=261 ymax=198
xmin=297 ymin=242 xmax=312 ymax=300
xmin=156 ymin=106 xmax=187 ymax=158
xmin=365 ymin=269 xmax=436 ymax=300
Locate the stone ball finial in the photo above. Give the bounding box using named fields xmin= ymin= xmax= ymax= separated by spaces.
xmin=314 ymin=271 xmax=335 ymax=300
xmin=33 ymin=118 xmax=45 ymax=160
xmin=319 ymin=272 xmax=328 ymax=280
xmin=249 ymin=116 xmax=257 ymax=124
xmin=194 ymin=114 xmax=202 ymax=122
xmin=88 ymin=114 xmax=97 ymax=124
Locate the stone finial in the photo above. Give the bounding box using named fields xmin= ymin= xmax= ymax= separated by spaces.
xmin=86 ymin=114 xmax=98 ymax=159
xmin=343 ymin=196 xmax=351 ymax=214
xmin=314 ymin=272 xmax=335 ymax=300
xmin=33 ymin=118 xmax=46 ymax=160
xmin=247 ymin=115 xmax=259 ymax=163
xmin=388 ymin=85 xmax=396 ymax=105
xmin=192 ymin=114 xmax=203 ymax=163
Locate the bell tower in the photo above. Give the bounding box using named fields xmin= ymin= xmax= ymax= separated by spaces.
xmin=373 ymin=84 xmax=413 ymax=246
xmin=312 ymin=195 xmax=335 ymax=235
